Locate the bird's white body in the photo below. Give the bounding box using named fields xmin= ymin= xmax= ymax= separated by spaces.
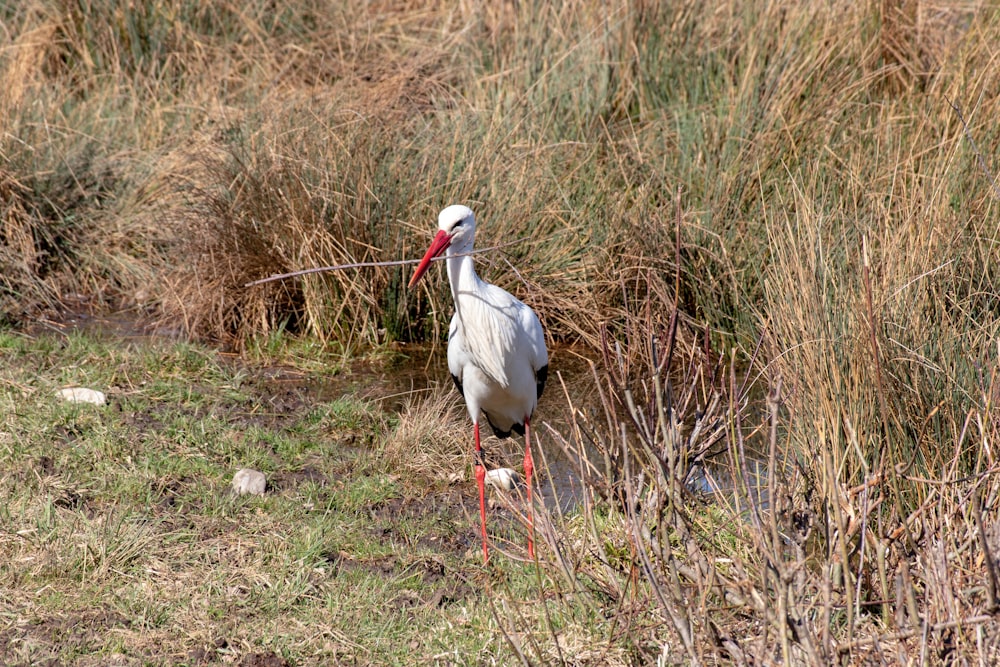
xmin=409 ymin=204 xmax=548 ymax=562
xmin=444 ymin=227 xmax=547 ymax=435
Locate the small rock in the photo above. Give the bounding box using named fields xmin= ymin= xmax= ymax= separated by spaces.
xmin=56 ymin=387 xmax=107 ymax=405
xmin=232 ymin=468 xmax=267 ymax=495
xmin=485 ymin=468 xmax=522 ymax=491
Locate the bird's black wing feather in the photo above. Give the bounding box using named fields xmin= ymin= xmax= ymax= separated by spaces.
xmin=451 ymin=373 xmax=464 ymax=398
xmin=484 ymin=411 xmax=516 ymax=439
xmin=536 ymin=364 xmax=548 ymax=400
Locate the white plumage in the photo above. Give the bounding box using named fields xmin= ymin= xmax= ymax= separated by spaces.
xmin=409 ymin=204 xmax=548 ymax=562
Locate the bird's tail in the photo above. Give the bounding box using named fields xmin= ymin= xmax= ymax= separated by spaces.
xmin=483 ymin=411 xmax=524 ymax=439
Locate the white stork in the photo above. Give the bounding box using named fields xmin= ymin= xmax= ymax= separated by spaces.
xmin=408 ymin=205 xmax=548 ymax=563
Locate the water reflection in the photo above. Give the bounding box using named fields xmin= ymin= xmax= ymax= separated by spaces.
xmin=345 ymin=343 xmax=600 ymax=515
xmin=687 ymin=459 xmax=771 ymax=513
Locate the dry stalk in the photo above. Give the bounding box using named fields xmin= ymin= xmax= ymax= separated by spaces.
xmin=972 ymin=487 xmax=1000 ymax=613
xmin=947 ymin=97 xmax=1000 ymax=201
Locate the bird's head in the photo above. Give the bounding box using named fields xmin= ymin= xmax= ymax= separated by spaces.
xmin=408 ymin=205 xmax=476 ymax=287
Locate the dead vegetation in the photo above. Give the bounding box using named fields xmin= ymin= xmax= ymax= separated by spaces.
xmin=493 ymin=275 xmax=1000 ymax=664
xmin=3 ymin=0 xmax=995 ymax=352
xmin=2 ymin=0 xmax=1000 ymax=663
xmin=383 ymin=384 xmax=468 ymax=483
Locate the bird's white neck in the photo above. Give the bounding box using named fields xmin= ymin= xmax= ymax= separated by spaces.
xmin=445 ymin=241 xmax=486 ymax=306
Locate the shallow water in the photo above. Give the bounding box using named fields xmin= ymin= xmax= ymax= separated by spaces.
xmin=38 ymin=308 xmax=764 ymax=515
xmin=40 ymin=307 xmax=597 ymax=512
xmin=341 ymin=343 xmax=601 ymax=514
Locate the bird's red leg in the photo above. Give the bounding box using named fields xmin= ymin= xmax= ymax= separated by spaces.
xmin=523 ymin=415 xmax=535 ymax=559
xmin=474 ymin=421 xmax=489 ymax=564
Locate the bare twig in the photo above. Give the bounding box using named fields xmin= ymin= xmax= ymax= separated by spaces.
xmin=972 ymin=487 xmax=1000 ymax=613
xmin=489 ymin=597 xmax=533 ymax=667
xmin=836 ymin=615 xmax=995 ymax=652
xmin=243 ymin=238 xmax=530 ymax=287
xmin=947 ymin=97 xmax=1000 ymax=200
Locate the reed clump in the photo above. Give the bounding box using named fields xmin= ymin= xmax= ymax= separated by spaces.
xmin=517 ymin=284 xmax=1000 ymax=664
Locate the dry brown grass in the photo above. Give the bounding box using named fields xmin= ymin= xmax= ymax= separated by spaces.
xmin=381 ymin=384 xmax=468 ymax=484
xmin=1 ymin=2 xmax=997 ymax=349
xmin=517 ymin=284 xmax=1000 ymax=664
xmin=4 ymin=0 xmax=1000 ymax=662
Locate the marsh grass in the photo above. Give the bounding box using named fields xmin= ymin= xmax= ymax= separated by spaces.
xmin=4 ymin=0 xmax=1000 ymax=663
xmin=382 ymin=384 xmax=467 ymax=484
xmin=6 ymin=0 xmax=995 ymax=354
xmin=502 ymin=285 xmax=1000 ymax=664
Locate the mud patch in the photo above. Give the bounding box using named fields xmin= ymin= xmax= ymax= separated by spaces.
xmin=267 ymin=464 xmax=327 ymax=491
xmin=26 ymin=464 xmax=98 ymax=517
xmin=365 ymin=489 xmax=475 ymax=558
xmin=367 ymin=489 xmax=465 ymax=522
xmin=186 ymin=637 xmax=230 ymax=665
xmin=151 ymin=475 xmax=192 ymax=513
xmin=329 ymin=552 xmax=476 ymax=610
xmin=183 ymin=645 xmax=289 ymax=667
xmin=121 ymin=408 xmax=166 ymax=435
xmin=332 ymin=553 xmax=397 ymax=578
xmin=238 ymin=652 xmax=289 ymax=667
xmin=0 ymin=609 xmax=131 ymax=665
xmin=37 ymin=455 xmax=57 ymax=476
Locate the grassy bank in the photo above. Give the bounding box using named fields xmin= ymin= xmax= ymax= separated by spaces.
xmin=0 ymin=328 xmax=558 ymax=665
xmin=3 ymin=0 xmax=1000 ymax=663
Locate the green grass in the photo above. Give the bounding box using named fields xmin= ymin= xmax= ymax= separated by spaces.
xmin=0 ymin=328 xmax=577 ymax=665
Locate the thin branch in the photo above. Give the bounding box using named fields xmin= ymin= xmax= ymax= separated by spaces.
xmin=836 ymin=615 xmax=995 ymax=652
xmin=973 ymin=487 xmax=1000 ymax=613
xmin=243 ymin=237 xmax=530 ymax=287
xmin=947 ymin=97 xmax=1000 ymax=200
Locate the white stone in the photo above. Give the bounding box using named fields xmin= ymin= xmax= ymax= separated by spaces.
xmin=232 ymin=468 xmax=267 ymax=495
xmin=56 ymin=387 xmax=106 ymax=405
xmin=485 ymin=468 xmax=522 ymax=492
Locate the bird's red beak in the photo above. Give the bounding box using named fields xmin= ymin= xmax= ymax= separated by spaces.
xmin=408 ymin=230 xmax=452 ymax=287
